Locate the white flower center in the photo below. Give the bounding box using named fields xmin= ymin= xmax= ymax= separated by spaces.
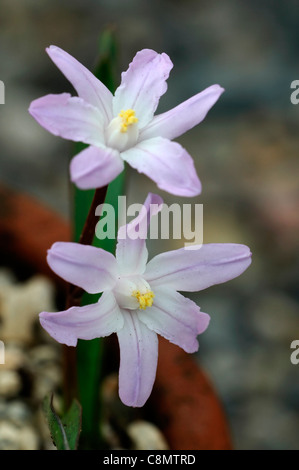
xmin=105 ymin=109 xmax=139 ymax=152
xmin=113 ymin=276 xmax=154 ymax=311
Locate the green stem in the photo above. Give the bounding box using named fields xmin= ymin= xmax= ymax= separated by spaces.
xmin=62 ymin=187 xmax=108 ymax=411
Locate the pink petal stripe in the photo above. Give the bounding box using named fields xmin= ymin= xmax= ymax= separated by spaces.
xmin=46 ymin=45 xmax=113 ymax=123
xmin=29 ymin=93 xmax=104 ymax=146
xmin=117 ymin=310 xmax=158 ymax=407
xmin=116 ymin=193 xmax=163 ymax=276
xmin=47 ymin=242 xmax=118 ymax=294
xmin=145 ymin=243 xmax=252 ymax=292
xmin=140 ymin=84 xmax=224 ymax=141
xmin=138 ymin=287 xmax=210 ymax=353
xmin=122 ymin=137 xmax=201 ymax=196
xmin=40 ymin=292 xmax=123 ymax=346
xmin=113 ymin=49 xmax=173 ymax=128
xmin=70 ymin=145 xmax=124 ymax=190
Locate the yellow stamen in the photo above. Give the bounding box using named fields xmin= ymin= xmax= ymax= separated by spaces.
xmin=132 ymin=290 xmax=155 ymax=310
xmin=118 ymin=109 xmax=138 ymax=133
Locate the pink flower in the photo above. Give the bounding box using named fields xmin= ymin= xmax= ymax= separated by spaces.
xmin=40 ymin=193 xmax=252 ymax=407
xmin=29 ymin=46 xmax=224 ymax=196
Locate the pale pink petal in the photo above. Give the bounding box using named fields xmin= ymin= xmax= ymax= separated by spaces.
xmin=144 ymin=243 xmax=252 ymax=292
xmin=29 ymin=93 xmax=104 ymax=146
xmin=117 ymin=310 xmax=158 ymax=407
xmin=122 ymin=137 xmax=201 ymax=196
xmin=46 ymin=45 xmax=113 ymax=123
xmin=39 ymin=291 xmax=123 ymax=346
xmin=140 ymin=84 xmax=224 ymax=141
xmin=47 ymin=242 xmax=117 ymax=294
xmin=116 ymin=193 xmax=163 ymax=276
xmin=70 ymin=145 xmax=124 ymax=190
xmin=138 ymin=287 xmax=210 ymax=353
xmin=113 ymin=49 xmax=173 ymax=129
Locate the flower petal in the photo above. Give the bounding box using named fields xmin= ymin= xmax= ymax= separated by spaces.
xmin=39 ymin=291 xmax=123 ymax=346
xmin=113 ymin=49 xmax=173 ymax=129
xmin=144 ymin=243 xmax=252 ymax=292
xmin=122 ymin=137 xmax=201 ymax=196
xmin=70 ymin=145 xmax=124 ymax=190
xmin=47 ymin=242 xmax=117 ymax=294
xmin=138 ymin=287 xmax=210 ymax=353
xmin=140 ymin=84 xmax=224 ymax=141
xmin=116 ymin=193 xmax=163 ymax=276
xmin=117 ymin=310 xmax=158 ymax=407
xmin=46 ymin=45 xmax=113 ymax=124
xmin=29 ymin=93 xmax=104 ymax=146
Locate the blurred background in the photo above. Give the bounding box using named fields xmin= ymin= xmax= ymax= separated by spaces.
xmin=0 ymin=0 xmax=298 ymax=449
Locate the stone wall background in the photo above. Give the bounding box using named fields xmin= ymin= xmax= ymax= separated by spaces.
xmin=0 ymin=0 xmax=298 ymax=449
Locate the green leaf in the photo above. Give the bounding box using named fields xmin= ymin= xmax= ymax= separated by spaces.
xmin=94 ymin=25 xmax=118 ymax=93
xmin=43 ymin=393 xmax=82 ymax=450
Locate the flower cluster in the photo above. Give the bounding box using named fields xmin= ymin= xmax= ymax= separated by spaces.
xmin=30 ymin=47 xmax=252 ymax=407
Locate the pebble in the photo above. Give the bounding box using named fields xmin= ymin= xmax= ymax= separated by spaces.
xmin=127 ymin=420 xmax=169 ymax=450
xmin=0 ymin=269 xmax=60 ymax=449
xmin=32 ymin=364 xmax=62 ymax=401
xmin=29 ymin=345 xmax=60 ymax=367
xmin=0 ymin=421 xmax=39 ymax=450
xmin=1 ymin=344 xmax=27 ymax=371
xmin=0 ymin=400 xmax=32 ymax=425
xmin=0 ymin=370 xmax=22 ymax=398
xmin=0 ymin=269 xmax=16 ymax=287
xmin=0 ymin=275 xmax=55 ymax=345
xmin=249 ymin=292 xmax=299 ymax=343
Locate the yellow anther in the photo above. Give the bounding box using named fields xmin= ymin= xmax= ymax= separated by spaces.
xmin=132 ymin=290 xmax=155 ymax=310
xmin=118 ymin=109 xmax=138 ymax=133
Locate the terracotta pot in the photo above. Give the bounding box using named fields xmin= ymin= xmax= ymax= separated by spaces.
xmin=149 ymin=338 xmax=232 ymax=450
xmin=0 ymin=185 xmax=232 ymax=450
xmin=0 ymin=185 xmax=71 ymax=283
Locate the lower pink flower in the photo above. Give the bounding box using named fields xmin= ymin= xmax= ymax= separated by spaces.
xmin=40 ymin=193 xmax=252 ymax=407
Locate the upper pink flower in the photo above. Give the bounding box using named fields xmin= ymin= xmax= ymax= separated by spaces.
xmin=39 ymin=193 xmax=252 ymax=408
xmin=29 ymin=46 xmax=224 ymax=196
